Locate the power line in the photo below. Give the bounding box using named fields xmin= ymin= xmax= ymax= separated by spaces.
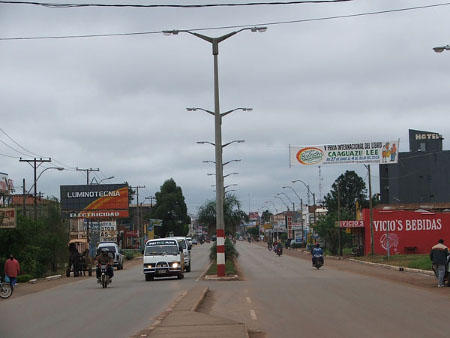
xmin=0 ymin=0 xmax=356 ymax=9
xmin=0 ymin=127 xmax=44 ymax=157
xmin=1 ymin=2 xmax=449 ymax=41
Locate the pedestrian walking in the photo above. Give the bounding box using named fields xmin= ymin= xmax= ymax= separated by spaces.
xmin=430 ymin=239 xmax=449 ymax=287
xmin=4 ymin=254 xmax=20 ymax=288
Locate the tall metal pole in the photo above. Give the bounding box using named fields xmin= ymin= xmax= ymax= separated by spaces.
xmin=300 ymin=198 xmax=304 ymax=245
xmin=212 ymin=40 xmax=227 ymax=277
xmin=368 ymin=165 xmax=375 ymax=255
xmin=22 ymin=178 xmax=26 ymax=217
xmin=337 ymin=184 xmax=342 ymax=256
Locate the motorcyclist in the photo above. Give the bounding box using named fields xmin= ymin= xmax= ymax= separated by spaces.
xmin=268 ymin=240 xmax=273 ymax=251
xmin=95 ymin=248 xmax=114 ymax=281
xmin=276 ymin=242 xmax=283 ymax=255
xmin=311 ymin=243 xmax=324 ymax=267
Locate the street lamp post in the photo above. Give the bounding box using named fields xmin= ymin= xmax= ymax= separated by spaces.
xmin=265 ymin=200 xmax=278 ymax=213
xmin=167 ymin=27 xmax=266 ymax=277
xmin=277 ymin=192 xmax=295 ymax=212
xmin=274 ymin=195 xmax=289 ymax=211
xmin=292 ymin=179 xmax=312 ymax=206
xmin=26 ymin=166 xmax=64 ymax=221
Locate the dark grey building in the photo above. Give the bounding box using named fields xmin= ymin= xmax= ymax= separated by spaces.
xmin=379 ymin=129 xmax=450 ymax=204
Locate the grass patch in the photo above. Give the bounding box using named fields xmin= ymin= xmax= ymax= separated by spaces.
xmin=354 ymin=254 xmax=432 ymax=271
xmin=206 ymin=259 xmax=236 ymax=276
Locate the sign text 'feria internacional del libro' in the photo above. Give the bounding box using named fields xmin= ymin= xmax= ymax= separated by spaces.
xmin=289 ymin=140 xmax=400 ymax=166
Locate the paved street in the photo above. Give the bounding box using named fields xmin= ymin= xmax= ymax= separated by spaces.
xmin=0 ymin=244 xmax=211 ymax=338
xmin=200 ymin=241 xmax=450 ymax=338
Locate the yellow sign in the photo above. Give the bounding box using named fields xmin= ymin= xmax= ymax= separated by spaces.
xmin=346 ymin=227 xmax=351 ymax=234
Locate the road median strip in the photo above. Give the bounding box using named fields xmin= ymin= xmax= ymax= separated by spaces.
xmin=131 ymin=285 xmax=249 ymax=338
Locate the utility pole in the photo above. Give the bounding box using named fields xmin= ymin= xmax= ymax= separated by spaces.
xmin=20 ymin=157 xmax=51 ymax=221
xmin=367 ymin=165 xmax=375 ymax=255
xmin=300 ymin=198 xmax=304 ymax=246
xmin=130 ymin=185 xmax=145 ymax=242
xmin=22 ymin=178 xmax=26 ymax=217
xmin=76 ymin=167 xmax=100 ymax=185
xmin=76 ymin=167 xmax=99 ymax=246
xmin=337 ymin=184 xmax=342 ymax=256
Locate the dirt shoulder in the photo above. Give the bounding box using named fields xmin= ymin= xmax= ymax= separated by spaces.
xmin=9 ymin=257 xmax=143 ymax=299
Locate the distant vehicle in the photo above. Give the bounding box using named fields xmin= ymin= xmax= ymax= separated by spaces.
xmin=192 ymin=238 xmax=198 ymax=245
xmin=211 ymin=235 xmax=217 ymax=242
xmin=238 ymin=236 xmax=244 ymax=241
xmin=143 ymin=238 xmax=184 ymax=281
xmin=173 ymin=237 xmax=192 ymax=272
xmin=97 ymin=242 xmax=124 ymax=270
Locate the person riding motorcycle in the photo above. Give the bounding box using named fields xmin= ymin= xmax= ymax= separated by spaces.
xmin=95 ymin=248 xmax=114 ymax=280
xmin=311 ymin=243 xmax=324 ymax=267
xmin=276 ymin=242 xmax=283 ymax=255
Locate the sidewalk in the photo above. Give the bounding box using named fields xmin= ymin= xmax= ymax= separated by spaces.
xmin=131 ymin=286 xmax=249 ymax=338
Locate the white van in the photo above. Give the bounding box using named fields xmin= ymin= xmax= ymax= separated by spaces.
xmin=143 ymin=238 xmax=184 ymax=281
xmin=173 ymin=237 xmax=192 ymax=272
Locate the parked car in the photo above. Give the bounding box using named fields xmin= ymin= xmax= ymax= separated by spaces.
xmin=97 ymin=242 xmax=124 ymax=270
xmin=192 ymin=238 xmax=198 ymax=245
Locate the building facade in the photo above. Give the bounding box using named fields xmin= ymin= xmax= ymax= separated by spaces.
xmin=379 ymin=129 xmax=450 ymax=204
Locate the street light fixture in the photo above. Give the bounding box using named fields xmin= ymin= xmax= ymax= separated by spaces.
xmin=277 ymin=192 xmax=295 ymax=211
xmin=197 ymin=140 xmax=245 ymax=148
xmin=292 ymin=179 xmax=312 ymax=205
xmin=433 ymin=45 xmax=450 ymax=53
xmin=93 ymin=176 xmax=114 ymax=184
xmin=274 ymin=195 xmax=289 ymax=211
xmin=26 ymin=166 xmax=64 ymax=220
xmin=265 ymin=200 xmax=278 ymax=213
xmin=166 ymin=26 xmax=266 ymax=277
xmin=187 ymin=107 xmax=252 ymax=118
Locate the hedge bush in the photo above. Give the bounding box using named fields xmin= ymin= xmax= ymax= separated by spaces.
xmin=209 ymin=238 xmax=239 ymax=262
xmin=17 ymin=274 xmax=34 ymax=283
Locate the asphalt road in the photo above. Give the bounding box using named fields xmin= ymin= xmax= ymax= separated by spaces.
xmin=0 ymin=243 xmax=211 ymax=338
xmin=201 ymin=241 xmax=450 ymax=338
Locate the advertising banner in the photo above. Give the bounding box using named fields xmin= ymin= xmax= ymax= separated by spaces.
xmin=362 ymin=209 xmax=450 ymax=255
xmin=0 ymin=208 xmax=16 ymax=228
xmin=0 ymin=172 xmax=9 ymax=194
xmin=60 ymin=184 xmax=129 ymax=219
xmin=290 ymin=141 xmax=399 ymax=166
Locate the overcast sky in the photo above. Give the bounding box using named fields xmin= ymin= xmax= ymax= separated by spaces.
xmin=1 ymin=0 xmax=449 ymax=215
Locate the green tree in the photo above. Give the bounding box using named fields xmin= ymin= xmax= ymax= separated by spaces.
xmin=319 ymin=171 xmax=367 ymax=253
xmin=0 ymin=203 xmax=67 ymax=278
xmin=150 ymin=179 xmax=190 ymax=238
xmin=197 ymin=193 xmax=248 ymax=236
xmin=323 ymin=170 xmax=367 ymax=215
xmin=261 ymin=210 xmax=272 ymax=223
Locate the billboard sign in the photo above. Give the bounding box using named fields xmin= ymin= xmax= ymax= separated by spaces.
xmin=363 ymin=209 xmax=450 ymax=255
xmin=60 ymin=184 xmax=129 ymax=219
xmin=0 ymin=172 xmax=9 ymax=194
xmin=290 ymin=141 xmax=399 ymax=166
xmin=0 ymin=208 xmax=16 ymax=228
xmin=339 ymin=220 xmax=365 ymax=228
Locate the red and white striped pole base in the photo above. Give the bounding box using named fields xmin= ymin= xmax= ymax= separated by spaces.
xmin=216 ymin=229 xmax=226 ymax=277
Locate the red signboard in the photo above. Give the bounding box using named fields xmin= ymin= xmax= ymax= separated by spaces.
xmin=124 ymin=230 xmax=138 ymax=237
xmin=362 ymin=209 xmax=450 ymax=255
xmin=340 ymin=220 xmax=364 ymax=228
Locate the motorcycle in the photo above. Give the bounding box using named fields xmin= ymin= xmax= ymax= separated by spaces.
xmin=268 ymin=243 xmax=272 ymax=251
xmin=98 ymin=264 xmax=112 ymax=288
xmin=276 ymin=246 xmax=283 ymax=257
xmin=313 ymin=254 xmax=324 ymax=269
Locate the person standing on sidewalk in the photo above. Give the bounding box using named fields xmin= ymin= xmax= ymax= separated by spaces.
xmin=430 ymin=239 xmax=449 ymax=287
xmin=4 ymin=254 xmax=20 ymax=288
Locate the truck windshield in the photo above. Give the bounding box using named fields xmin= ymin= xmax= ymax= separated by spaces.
xmin=145 ymin=245 xmax=178 ymax=256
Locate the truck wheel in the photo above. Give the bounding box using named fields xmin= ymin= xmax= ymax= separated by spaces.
xmin=186 ymin=264 xmax=191 ymax=272
xmin=66 ymin=268 xmax=71 ymax=277
xmin=88 ymin=267 xmax=92 ymax=276
xmin=145 ymin=274 xmax=154 ymax=281
xmin=177 ymin=272 xmax=184 ymax=279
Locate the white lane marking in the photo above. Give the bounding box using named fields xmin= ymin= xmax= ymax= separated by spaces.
xmin=250 ymin=309 xmax=257 ymax=320
xmin=246 ymin=297 xmax=252 ymax=304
